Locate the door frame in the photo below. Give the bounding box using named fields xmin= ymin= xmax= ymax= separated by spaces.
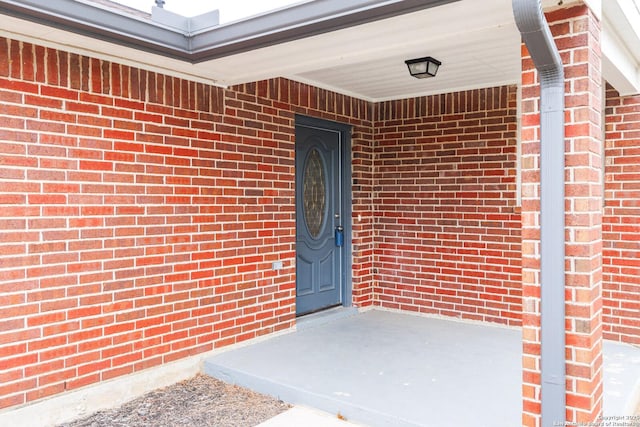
xmin=295 ymin=114 xmax=353 ymax=311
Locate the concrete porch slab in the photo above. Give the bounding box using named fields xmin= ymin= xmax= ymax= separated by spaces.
xmin=603 ymin=340 xmax=640 ymax=416
xmin=205 ymin=309 xmax=521 ymax=426
xmin=204 ymin=309 xmax=640 ymax=426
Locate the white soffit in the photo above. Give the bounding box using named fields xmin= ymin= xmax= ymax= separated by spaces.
xmin=191 ymin=0 xmax=521 ymax=101
xmin=0 ymin=14 xmax=224 ymax=85
xmin=603 ymin=0 xmax=640 ymax=95
xmin=0 ymin=0 xmax=521 ymax=101
xmin=288 ymin=0 xmax=520 ymax=101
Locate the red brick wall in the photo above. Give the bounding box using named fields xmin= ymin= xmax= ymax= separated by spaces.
xmin=604 ymin=85 xmax=640 ymax=345
xmin=0 ymin=38 xmax=375 ymax=410
xmin=4 ymin=18 xmax=638 ymax=417
xmin=374 ymin=86 xmax=522 ymax=325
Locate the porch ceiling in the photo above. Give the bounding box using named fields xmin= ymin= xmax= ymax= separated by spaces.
xmin=0 ymin=0 xmax=517 ymax=101
xmin=0 ymin=0 xmax=638 ymax=101
xmin=253 ymin=0 xmax=521 ymax=101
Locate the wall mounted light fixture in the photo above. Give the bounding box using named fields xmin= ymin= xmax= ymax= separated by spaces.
xmin=405 ymin=56 xmax=441 ymax=79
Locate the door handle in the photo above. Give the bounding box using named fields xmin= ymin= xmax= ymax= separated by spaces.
xmin=335 ymin=226 xmax=344 ymax=247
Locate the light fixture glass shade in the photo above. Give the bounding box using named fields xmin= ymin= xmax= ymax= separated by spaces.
xmin=405 ymin=56 xmax=441 ymax=79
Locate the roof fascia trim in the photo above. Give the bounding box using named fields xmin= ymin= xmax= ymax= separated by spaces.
xmin=189 ymin=0 xmax=460 ymax=62
xmin=0 ymin=0 xmax=460 ymax=64
xmin=0 ymin=0 xmax=191 ymax=60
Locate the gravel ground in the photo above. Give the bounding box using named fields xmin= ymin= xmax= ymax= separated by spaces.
xmin=51 ymin=373 xmax=640 ymax=426
xmin=57 ymin=375 xmax=291 ymax=427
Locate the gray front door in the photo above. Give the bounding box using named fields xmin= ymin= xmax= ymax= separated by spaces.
xmin=295 ymin=122 xmax=343 ymax=315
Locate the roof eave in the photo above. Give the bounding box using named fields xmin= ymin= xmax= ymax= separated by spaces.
xmin=0 ymin=0 xmax=460 ymax=64
xmin=190 ymin=0 xmax=460 ymax=62
xmin=0 ymin=0 xmax=191 ymax=60
xmin=602 ymin=0 xmax=640 ymax=96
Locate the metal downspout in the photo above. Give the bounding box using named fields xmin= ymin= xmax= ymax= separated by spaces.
xmin=512 ymin=0 xmax=566 ymax=425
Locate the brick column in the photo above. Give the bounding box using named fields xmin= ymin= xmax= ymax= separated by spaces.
xmin=520 ymin=3 xmax=603 ymax=425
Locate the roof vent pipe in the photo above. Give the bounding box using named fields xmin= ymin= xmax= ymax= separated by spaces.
xmin=512 ymin=0 xmax=566 ymax=425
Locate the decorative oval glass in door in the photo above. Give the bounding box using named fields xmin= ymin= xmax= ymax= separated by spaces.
xmin=303 ymin=148 xmax=326 ymax=238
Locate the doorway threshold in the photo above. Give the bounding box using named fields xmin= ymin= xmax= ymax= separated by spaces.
xmin=296 ymin=306 xmax=359 ymax=332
